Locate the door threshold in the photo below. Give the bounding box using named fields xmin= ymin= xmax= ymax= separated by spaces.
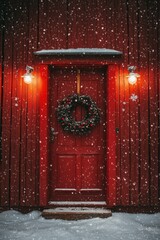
xmin=48 ymin=201 xmax=107 ymax=208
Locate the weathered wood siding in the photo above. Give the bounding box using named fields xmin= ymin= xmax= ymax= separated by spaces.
xmin=0 ymin=0 xmax=159 ymax=208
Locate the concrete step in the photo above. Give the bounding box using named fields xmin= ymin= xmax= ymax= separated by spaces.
xmin=42 ymin=207 xmax=112 ymax=220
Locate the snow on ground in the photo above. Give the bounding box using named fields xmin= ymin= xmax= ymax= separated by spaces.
xmin=0 ymin=210 xmax=160 ymax=240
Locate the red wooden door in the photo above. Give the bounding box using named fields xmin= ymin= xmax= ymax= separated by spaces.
xmin=49 ymin=66 xmax=106 ymax=201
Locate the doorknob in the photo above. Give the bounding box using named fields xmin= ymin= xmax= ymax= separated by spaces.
xmin=50 ymin=127 xmax=58 ymax=142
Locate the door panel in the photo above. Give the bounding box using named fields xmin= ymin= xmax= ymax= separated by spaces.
xmin=49 ymin=66 xmax=106 ymax=201
xmin=56 ymin=155 xmax=76 ymax=189
xmin=81 ymin=155 xmax=100 ymax=188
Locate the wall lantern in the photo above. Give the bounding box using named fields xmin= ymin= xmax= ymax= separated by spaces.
xmin=22 ymin=65 xmax=34 ymax=84
xmin=127 ymin=66 xmax=140 ymax=85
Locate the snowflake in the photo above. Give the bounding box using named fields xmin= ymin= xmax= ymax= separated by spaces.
xmin=130 ymin=94 xmax=138 ymax=102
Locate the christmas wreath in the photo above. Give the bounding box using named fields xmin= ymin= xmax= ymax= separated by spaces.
xmin=57 ymin=94 xmax=100 ymax=135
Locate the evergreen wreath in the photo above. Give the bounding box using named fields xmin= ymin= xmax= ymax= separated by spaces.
xmin=57 ymin=94 xmax=100 ymax=135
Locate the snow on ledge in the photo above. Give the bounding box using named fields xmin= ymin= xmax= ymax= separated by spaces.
xmin=48 ymin=201 xmax=106 ymax=206
xmin=34 ymin=48 xmax=122 ymax=56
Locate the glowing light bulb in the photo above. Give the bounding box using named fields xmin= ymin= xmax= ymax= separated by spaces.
xmin=128 ymin=74 xmax=137 ymax=85
xmin=23 ymin=74 xmax=32 ymax=84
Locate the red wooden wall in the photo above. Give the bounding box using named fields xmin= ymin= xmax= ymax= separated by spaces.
xmin=0 ymin=0 xmax=159 ymax=209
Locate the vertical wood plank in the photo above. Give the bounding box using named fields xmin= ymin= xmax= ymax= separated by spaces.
xmin=86 ymin=0 xmax=98 ymax=47
xmin=0 ymin=18 xmax=3 ymax=161
xmin=158 ymin=0 xmax=160 ymax=205
xmin=114 ymin=1 xmax=126 ymax=206
xmin=118 ymin=0 xmax=130 ymax=206
xmin=114 ymin=0 xmax=130 ymax=206
xmin=105 ymin=0 xmax=116 ymax=49
xmin=129 ymin=83 xmax=139 ymax=205
xmin=67 ymin=0 xmax=78 ymax=48
xmin=95 ymin=0 xmax=107 ymax=48
xmin=107 ymin=65 xmax=117 ymax=206
xmin=28 ymin=0 xmax=39 ymax=63
xmin=0 ymin=0 xmax=13 ymax=206
xmin=24 ymin=0 xmax=39 ymax=207
xmin=119 ymin=69 xmax=130 ymax=206
xmin=128 ymin=0 xmax=140 ymax=206
xmin=35 ymin=71 xmax=40 ymax=206
xmin=68 ymin=0 xmax=87 ymax=48
xmin=29 ymin=0 xmax=39 ymax=206
xmin=139 ymin=0 xmax=150 ymax=206
xmin=39 ymin=65 xmax=48 ymax=206
xmin=20 ymin=82 xmax=28 ymax=206
xmin=115 ymin=66 xmax=122 ymax=205
xmin=147 ymin=0 xmax=159 ymax=206
xmin=39 ymin=0 xmax=67 ymax=49
xmin=10 ymin=0 xmax=26 ymax=207
xmin=25 ymin=84 xmax=34 ymax=206
xmin=49 ymin=0 xmax=67 ymax=49
xmin=38 ymin=0 xmax=48 ymax=49
xmin=0 ymin=1 xmax=4 ymax=205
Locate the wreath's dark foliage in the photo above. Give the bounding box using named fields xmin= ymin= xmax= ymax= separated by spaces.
xmin=57 ymin=94 xmax=100 ymax=135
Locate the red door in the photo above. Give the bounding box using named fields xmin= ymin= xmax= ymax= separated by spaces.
xmin=49 ymin=66 xmax=106 ymax=201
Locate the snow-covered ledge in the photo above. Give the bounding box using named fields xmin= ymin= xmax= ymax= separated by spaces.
xmin=34 ymin=48 xmax=122 ymax=56
xmin=34 ymin=48 xmax=122 ymax=65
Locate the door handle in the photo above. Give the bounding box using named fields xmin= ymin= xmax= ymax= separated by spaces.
xmin=50 ymin=127 xmax=58 ymax=142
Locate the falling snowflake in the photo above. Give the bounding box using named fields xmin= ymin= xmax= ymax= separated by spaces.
xmin=130 ymin=94 xmax=138 ymax=102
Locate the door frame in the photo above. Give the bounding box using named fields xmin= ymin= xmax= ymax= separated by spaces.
xmin=49 ymin=66 xmax=107 ymax=202
xmin=34 ymin=50 xmax=122 ymax=207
